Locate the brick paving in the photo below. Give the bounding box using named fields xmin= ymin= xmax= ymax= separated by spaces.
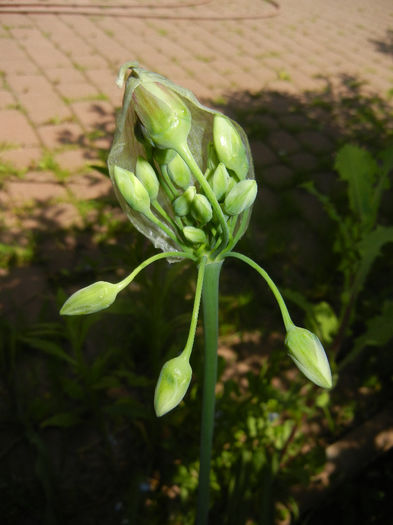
xmin=0 ymin=0 xmax=393 ymax=312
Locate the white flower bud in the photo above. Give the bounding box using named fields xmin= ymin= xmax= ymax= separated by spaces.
xmin=183 ymin=226 xmax=207 ymax=244
xmin=286 ymin=326 xmax=332 ymax=389
xmin=210 ymin=162 xmax=230 ymax=201
xmin=167 ymin=152 xmax=192 ymax=189
xmin=136 ymin=156 xmax=159 ymax=200
xmin=224 ymin=179 xmax=257 ymax=216
xmin=173 ymin=185 xmax=196 ymax=216
xmin=113 ymin=165 xmax=151 ymax=215
xmin=191 ymin=193 xmax=213 ymax=225
xmin=154 ymin=355 xmax=192 ymax=417
xmin=60 ymin=281 xmax=119 ymax=315
xmin=133 ymin=81 xmax=191 ymax=150
xmin=213 ymin=115 xmax=249 ymax=180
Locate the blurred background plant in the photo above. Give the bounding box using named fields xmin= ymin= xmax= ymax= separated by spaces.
xmin=1 ymin=76 xmax=393 ymax=525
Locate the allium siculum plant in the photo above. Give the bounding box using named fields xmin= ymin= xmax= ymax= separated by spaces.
xmin=61 ymin=62 xmax=332 ymax=523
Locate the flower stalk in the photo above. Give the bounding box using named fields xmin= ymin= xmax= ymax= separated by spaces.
xmin=60 ymin=62 xmax=334 ymax=525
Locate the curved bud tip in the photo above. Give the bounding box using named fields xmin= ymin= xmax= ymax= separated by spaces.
xmin=224 ymin=179 xmax=257 ymax=216
xmin=133 ymin=82 xmax=191 ymax=150
xmin=285 ymin=326 xmax=333 ymax=389
xmin=154 ymin=355 xmax=192 ymax=417
xmin=113 ymin=165 xmax=151 ymax=215
xmin=60 ymin=281 xmax=119 ymax=316
xmin=213 ymin=115 xmax=249 ymax=180
xmin=136 ymin=156 xmax=159 ymax=200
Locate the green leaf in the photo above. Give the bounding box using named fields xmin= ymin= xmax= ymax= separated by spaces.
xmin=283 ymin=290 xmax=338 ymax=344
xmin=355 ymin=225 xmax=393 ymax=293
xmin=301 ymin=181 xmax=351 ymax=244
xmin=20 ymin=336 xmax=77 ymax=366
xmin=334 ymin=144 xmax=378 ymax=227
xmin=41 ymin=412 xmax=81 ymax=428
xmin=341 ymin=300 xmax=393 ymax=367
xmin=379 ymin=146 xmax=393 ymax=178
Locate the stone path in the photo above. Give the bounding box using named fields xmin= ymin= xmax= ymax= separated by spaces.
xmin=0 ymin=0 xmax=393 ymax=315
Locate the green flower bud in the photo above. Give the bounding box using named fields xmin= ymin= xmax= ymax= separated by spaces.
xmin=114 ymin=165 xmax=151 ymax=215
xmin=173 ymin=185 xmax=196 ymax=216
xmin=210 ymin=162 xmax=230 ymax=201
xmin=224 ymin=179 xmax=257 ymax=216
xmin=153 ymin=147 xmax=176 ymax=166
xmin=191 ymin=193 xmax=213 ymax=225
xmin=285 ymin=326 xmax=332 ymax=389
xmin=60 ymin=281 xmax=119 ymax=316
xmin=133 ymin=81 xmax=191 ymax=150
xmin=154 ymin=355 xmax=192 ymax=417
xmin=213 ymin=115 xmax=249 ymax=180
xmin=183 ymin=226 xmax=207 ymax=244
xmin=207 ymin=142 xmax=219 ymax=171
xmin=135 ymin=156 xmax=159 ymax=200
xmin=167 ymin=152 xmax=192 ymax=189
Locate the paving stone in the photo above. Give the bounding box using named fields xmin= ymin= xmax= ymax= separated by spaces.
xmin=250 ymin=140 xmax=277 ymax=167
xmin=0 ymin=109 xmax=38 ymax=146
xmin=45 ymin=67 xmax=88 ymax=85
xmin=36 ymin=122 xmax=85 ymax=150
xmin=297 ymin=131 xmax=333 ymax=153
xmin=25 ymin=202 xmax=83 ymax=230
xmin=66 ymin=172 xmax=112 ymax=200
xmin=268 ymin=130 xmax=300 ymax=156
xmin=0 ymin=265 xmax=47 ymax=322
xmin=288 ymin=152 xmax=320 ymax=172
xmin=6 ymin=171 xmax=67 ymax=203
xmin=69 ymin=100 xmax=115 ymax=131
xmin=17 ymin=91 xmax=72 ymax=125
xmin=0 ymin=58 xmax=39 ymax=75
xmin=73 ymin=54 xmax=109 ymax=70
xmin=55 ymin=149 xmax=92 ymax=171
xmin=6 ymin=74 xmax=56 ymax=95
xmin=56 ymin=82 xmax=99 ymax=101
xmin=0 ymin=90 xmax=15 ymax=109
xmin=263 ymin=165 xmax=295 ymax=189
xmin=0 ymin=146 xmax=42 ymax=170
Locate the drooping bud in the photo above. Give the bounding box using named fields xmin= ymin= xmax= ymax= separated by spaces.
xmin=60 ymin=281 xmax=119 ymax=316
xmin=154 ymin=355 xmax=192 ymax=417
xmin=183 ymin=226 xmax=207 ymax=244
xmin=210 ymin=162 xmax=230 ymax=201
xmin=213 ymin=115 xmax=249 ymax=180
xmin=167 ymin=152 xmax=192 ymax=189
xmin=191 ymin=193 xmax=213 ymax=225
xmin=113 ymin=165 xmax=151 ymax=215
xmin=135 ymin=156 xmax=159 ymax=200
xmin=133 ymin=81 xmax=191 ymax=150
xmin=285 ymin=326 xmax=332 ymax=389
xmin=173 ymin=185 xmax=196 ymax=216
xmin=224 ymin=179 xmax=257 ymax=216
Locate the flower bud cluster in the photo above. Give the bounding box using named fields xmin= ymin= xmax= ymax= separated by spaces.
xmin=108 ymin=64 xmax=257 ymax=260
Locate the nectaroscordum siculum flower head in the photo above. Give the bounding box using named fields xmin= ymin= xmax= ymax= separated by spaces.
xmin=60 ymin=62 xmax=333 ymax=420
xmin=108 ymin=62 xmax=256 ymax=261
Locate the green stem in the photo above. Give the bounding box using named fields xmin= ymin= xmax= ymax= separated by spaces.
xmin=177 ymin=143 xmax=230 ymax=250
xmin=182 ymin=256 xmax=207 ymax=360
xmin=196 ymin=260 xmax=223 ymax=525
xmin=152 ymin=200 xmax=181 ymax=232
xmin=224 ymin=252 xmax=293 ymax=331
xmin=161 ymin=164 xmax=179 ymax=198
xmin=145 ymin=209 xmax=182 ymax=245
xmin=117 ymin=251 xmax=196 ymax=291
